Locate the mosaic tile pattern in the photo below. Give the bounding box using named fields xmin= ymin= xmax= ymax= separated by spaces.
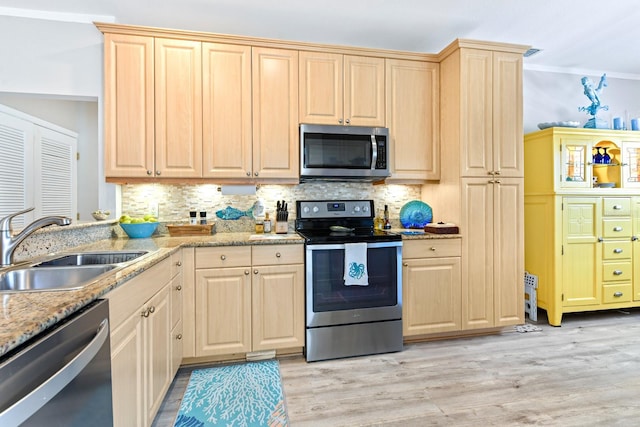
xmin=121 ymin=183 xmax=422 ymax=232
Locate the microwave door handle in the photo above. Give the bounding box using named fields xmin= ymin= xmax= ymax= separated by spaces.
xmin=371 ymin=135 xmax=378 ymax=170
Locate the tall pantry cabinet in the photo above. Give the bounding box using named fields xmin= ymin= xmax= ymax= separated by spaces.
xmin=423 ymin=40 xmax=529 ymax=330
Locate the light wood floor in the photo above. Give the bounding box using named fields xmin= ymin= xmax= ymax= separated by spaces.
xmin=153 ymin=308 xmax=640 ymax=426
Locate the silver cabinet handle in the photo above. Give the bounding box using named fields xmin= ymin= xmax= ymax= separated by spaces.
xmin=147 ymin=170 xmax=152 ymax=175
xmin=345 ymin=119 xmax=350 ymax=124
xmin=156 ymin=170 xmax=161 ymax=176
xmin=254 ymin=172 xmax=259 ymax=176
xmin=176 ymin=334 xmax=183 ymax=340
xmin=276 ymin=252 xmax=281 ymax=258
xmin=220 ymin=255 xmax=226 ymax=260
xmin=0 ymin=319 xmax=109 ymax=426
xmin=175 ymin=285 xmax=182 ymax=291
xmin=614 ymin=248 xmax=623 ymax=254
xmin=254 ymin=269 xmax=258 ymax=274
xmin=613 ymin=270 xmax=623 ymax=275
xmin=141 ymin=308 xmax=150 ymax=317
xmin=244 ymin=270 xmax=250 ymax=275
xmin=338 ymin=118 xmax=343 ymax=124
xmin=613 ymin=205 xmax=622 ymax=210
xmin=246 ymin=172 xmax=251 ymax=176
xmin=613 ymin=226 xmax=623 ymax=232
xmin=614 ymin=291 xmax=623 ymax=297
xmin=402 ymin=262 xmax=408 ymax=266
xmin=430 ymin=247 xmax=436 ymax=251
xmin=148 ymin=305 xmax=155 ymax=314
xmin=176 ymin=261 xmax=182 ymax=267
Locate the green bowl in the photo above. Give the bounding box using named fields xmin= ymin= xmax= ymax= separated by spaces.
xmin=119 ymin=222 xmax=159 ymax=238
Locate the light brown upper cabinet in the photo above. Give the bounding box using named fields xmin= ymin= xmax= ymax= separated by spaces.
xmin=104 ymin=34 xmax=202 ymax=179
xmin=385 ymin=59 xmax=440 ymax=181
xmin=299 ymin=52 xmax=385 ymax=126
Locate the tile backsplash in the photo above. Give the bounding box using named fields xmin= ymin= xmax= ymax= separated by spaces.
xmin=120 ymin=182 xmax=422 ymax=232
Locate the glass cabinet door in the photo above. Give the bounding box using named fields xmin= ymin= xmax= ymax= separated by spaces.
xmin=560 ymin=142 xmax=591 ymax=188
xmin=621 ymin=141 xmax=640 ymax=188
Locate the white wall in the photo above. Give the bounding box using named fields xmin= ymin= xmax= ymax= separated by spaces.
xmin=523 ymin=69 xmax=640 ymax=134
xmin=0 ymin=16 xmax=116 ymax=218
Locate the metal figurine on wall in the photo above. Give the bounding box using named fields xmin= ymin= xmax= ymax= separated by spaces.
xmin=579 ymin=73 xmax=609 ymax=128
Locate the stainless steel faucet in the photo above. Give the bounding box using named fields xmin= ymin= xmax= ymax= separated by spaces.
xmin=0 ymin=207 xmax=72 ymax=266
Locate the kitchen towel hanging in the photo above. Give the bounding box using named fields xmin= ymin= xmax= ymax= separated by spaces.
xmin=343 ymin=242 xmax=369 ymax=286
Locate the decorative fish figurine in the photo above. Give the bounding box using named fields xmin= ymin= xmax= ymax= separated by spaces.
xmin=215 ymin=206 xmax=253 ymax=220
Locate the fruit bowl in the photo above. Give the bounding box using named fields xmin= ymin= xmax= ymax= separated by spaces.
xmin=119 ymin=222 xmax=159 ymax=238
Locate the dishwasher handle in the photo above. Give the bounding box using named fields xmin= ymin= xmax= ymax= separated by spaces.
xmin=0 ymin=318 xmax=109 ymax=426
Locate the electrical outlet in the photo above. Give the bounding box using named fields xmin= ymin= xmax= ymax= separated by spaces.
xmin=149 ymin=202 xmax=159 ymax=218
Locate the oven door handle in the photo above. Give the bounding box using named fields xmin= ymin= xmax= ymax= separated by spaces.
xmin=306 ymin=241 xmax=402 ymax=251
xmin=0 ymin=318 xmax=109 ymax=426
xmin=371 ymin=134 xmax=378 ymax=170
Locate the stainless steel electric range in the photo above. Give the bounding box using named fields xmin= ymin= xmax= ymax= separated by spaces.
xmin=295 ymin=200 xmax=403 ymax=362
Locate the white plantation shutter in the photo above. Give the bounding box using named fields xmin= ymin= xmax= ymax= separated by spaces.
xmin=0 ymin=105 xmax=77 ymax=226
xmin=36 ymin=126 xmax=76 ymax=218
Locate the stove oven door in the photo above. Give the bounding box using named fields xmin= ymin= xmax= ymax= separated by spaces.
xmin=305 ymin=241 xmax=402 ymax=328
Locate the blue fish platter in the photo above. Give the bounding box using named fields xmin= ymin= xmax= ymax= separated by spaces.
xmin=399 ymin=200 xmax=433 ymax=229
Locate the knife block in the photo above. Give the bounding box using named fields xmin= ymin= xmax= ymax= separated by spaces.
xmin=275 ymin=221 xmax=288 ymax=234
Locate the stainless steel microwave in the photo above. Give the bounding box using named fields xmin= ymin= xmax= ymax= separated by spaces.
xmin=299 ymin=124 xmax=390 ymax=182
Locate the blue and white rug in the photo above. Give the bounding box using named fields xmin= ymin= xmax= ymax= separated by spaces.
xmin=173 ymin=360 xmax=289 ymax=427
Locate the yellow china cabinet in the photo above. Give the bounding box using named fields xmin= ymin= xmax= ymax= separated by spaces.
xmin=524 ymin=127 xmax=640 ymax=325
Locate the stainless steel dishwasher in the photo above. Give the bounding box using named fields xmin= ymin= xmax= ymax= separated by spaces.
xmin=0 ymin=299 xmax=113 ymax=426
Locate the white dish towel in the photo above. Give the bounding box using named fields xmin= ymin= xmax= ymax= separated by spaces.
xmin=343 ymin=242 xmax=369 ymax=286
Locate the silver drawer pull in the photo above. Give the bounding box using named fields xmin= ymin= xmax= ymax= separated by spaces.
xmin=613 ymin=226 xmax=623 ymax=232
xmin=220 ymin=255 xmax=226 ymax=260
xmin=614 ymin=248 xmax=623 ymax=254
xmin=613 ymin=205 xmax=623 ymax=210
xmin=613 ymin=270 xmax=623 ymax=275
xmin=430 ymin=247 xmax=436 ymax=251
xmin=276 ymin=252 xmax=281 ymax=258
xmin=614 ymin=291 xmax=623 ymax=297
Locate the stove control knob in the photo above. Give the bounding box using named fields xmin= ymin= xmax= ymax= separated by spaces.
xmin=354 ymin=206 xmax=361 ymax=212
xmin=303 ymin=206 xmax=310 ymax=214
xmin=312 ymin=206 xmax=319 ymax=213
xmin=362 ymin=205 xmax=369 ymax=213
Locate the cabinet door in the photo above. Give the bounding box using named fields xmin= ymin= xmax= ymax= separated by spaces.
xmin=386 ymin=59 xmax=439 ymax=181
xmin=252 ymin=264 xmax=305 ymax=350
xmin=461 ymin=178 xmax=494 ymax=329
xmin=299 ymin=51 xmax=343 ymax=125
xmin=104 ymin=33 xmax=154 ymax=178
xmin=559 ymin=137 xmax=593 ymax=188
xmin=562 ymin=197 xmax=602 ymax=306
xmin=202 ymin=43 xmax=253 ymax=179
xmin=154 ymin=38 xmax=202 ymax=178
xmin=110 ymin=309 xmax=145 ymax=427
xmin=344 ymin=55 xmax=385 ymax=126
xmin=252 ymin=47 xmax=299 ymax=180
xmin=632 ymin=197 xmax=640 ymax=300
xmin=493 ymin=178 xmax=524 ymax=326
xmin=459 ymin=49 xmax=492 ymax=178
xmin=492 ymin=51 xmax=523 ymax=177
xmin=195 ymin=267 xmax=251 ymax=356
xmin=145 ymin=284 xmax=172 ymax=425
xmin=621 ymin=141 xmax=640 ymax=188
xmin=402 ymin=257 xmax=461 ymax=335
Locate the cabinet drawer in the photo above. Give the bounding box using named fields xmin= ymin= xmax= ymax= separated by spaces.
xmin=602 ymin=261 xmax=632 ymax=282
xmin=195 ymin=246 xmax=251 ymax=269
xmin=602 ymin=283 xmax=632 ymax=304
xmin=602 ymin=218 xmax=632 ymax=238
xmin=402 ymin=239 xmax=461 ymax=259
xmin=603 ymin=198 xmax=631 ymax=216
xmin=602 ymin=241 xmax=632 ymax=260
xmin=252 ymin=244 xmax=303 ymax=265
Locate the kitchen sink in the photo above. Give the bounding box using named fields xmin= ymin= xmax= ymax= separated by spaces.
xmin=0 ymin=265 xmax=117 ymax=292
xmin=34 ymin=251 xmax=149 ymax=267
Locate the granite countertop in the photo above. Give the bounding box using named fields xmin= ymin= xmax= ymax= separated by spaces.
xmin=0 ymin=232 xmax=302 ymax=358
xmin=0 ymin=229 xmax=457 ymax=358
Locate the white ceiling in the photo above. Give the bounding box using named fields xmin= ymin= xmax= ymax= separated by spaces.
xmin=1 ymin=0 xmax=639 ymax=78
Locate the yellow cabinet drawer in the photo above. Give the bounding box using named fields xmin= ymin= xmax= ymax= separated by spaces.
xmin=195 ymin=246 xmax=251 ymax=269
xmin=602 ymin=241 xmax=632 ymax=260
xmin=252 ymin=244 xmax=304 ymax=265
xmin=602 ymin=261 xmax=632 ymax=282
xmin=603 ymin=198 xmax=631 ymax=216
xmin=602 ymin=218 xmax=632 ymax=238
xmin=402 ymin=238 xmax=461 ymax=259
xmin=602 ymin=283 xmax=632 ymax=304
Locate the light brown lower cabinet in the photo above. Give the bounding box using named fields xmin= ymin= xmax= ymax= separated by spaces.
xmin=402 ymin=239 xmax=462 ymax=336
xmin=108 ymin=251 xmax=183 ymax=427
xmin=194 ymin=245 xmax=304 ymax=358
